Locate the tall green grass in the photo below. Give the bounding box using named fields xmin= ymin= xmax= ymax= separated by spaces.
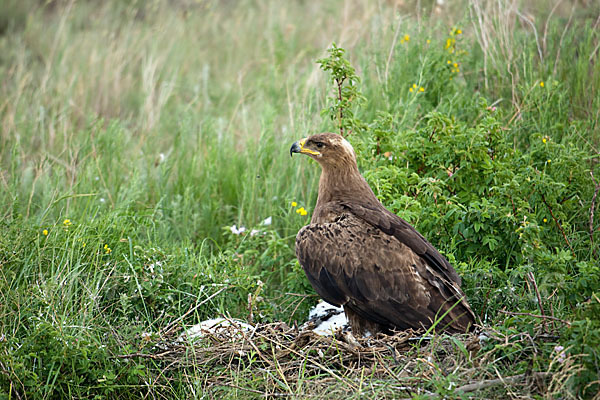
xmin=0 ymin=0 xmax=599 ymax=398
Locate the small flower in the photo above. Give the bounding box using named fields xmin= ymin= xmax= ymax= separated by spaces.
xmin=453 ymin=62 xmax=458 ymax=68
xmin=63 ymin=219 xmax=72 ymax=227
xmin=456 ymin=29 xmax=462 ymax=34
xmin=543 ymin=218 xmax=548 ymax=223
xmin=296 ymin=207 xmax=308 ymax=216
xmin=419 ymin=87 xmax=425 ymax=92
xmin=250 ymin=229 xmax=260 ymax=237
xmin=447 ymin=60 xmax=451 ymax=64
xmin=554 ymin=345 xmax=566 ymax=363
xmin=42 ymin=229 xmax=48 ymax=236
xmin=261 ymin=216 xmax=272 ymax=226
xmin=404 ymin=34 xmax=410 ymax=42
xmin=82 ymin=242 xmax=86 ymax=248
xmin=542 ymin=137 xmax=547 ymax=143
xmin=409 ymin=87 xmax=414 ymax=92
xmin=547 ymin=159 xmax=551 ymax=163
xmin=230 ymin=225 xmax=246 ymax=235
xmin=291 ymin=201 xmax=297 ymax=207
xmin=104 ymin=244 xmax=112 ymax=254
xmin=426 ymin=39 xmax=431 ymax=44
xmin=412 ymin=83 xmax=417 ymax=89
xmin=540 ymin=81 xmax=545 ymax=87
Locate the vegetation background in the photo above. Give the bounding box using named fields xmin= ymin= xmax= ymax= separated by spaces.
xmin=0 ymin=0 xmax=599 ymax=398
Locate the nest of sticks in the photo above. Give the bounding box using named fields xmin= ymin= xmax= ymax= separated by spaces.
xmin=116 ymin=320 xmax=572 ymax=398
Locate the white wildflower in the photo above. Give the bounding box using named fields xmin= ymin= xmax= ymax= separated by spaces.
xmin=230 ymin=225 xmax=246 ymax=235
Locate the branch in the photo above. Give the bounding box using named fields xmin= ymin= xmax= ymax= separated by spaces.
xmin=526 ymin=272 xmax=548 ymax=331
xmin=336 ymin=77 xmax=345 ymax=136
xmin=457 ymin=372 xmax=551 ymax=393
xmin=540 ymin=192 xmax=576 ymax=259
xmin=499 ymin=310 xmax=571 ymax=327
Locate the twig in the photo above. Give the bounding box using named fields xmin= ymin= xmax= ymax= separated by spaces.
xmin=590 ymin=171 xmax=599 ymax=257
xmin=498 ymin=310 xmax=571 ymax=327
xmin=540 ymin=192 xmax=576 ymax=259
xmin=526 ymin=272 xmax=546 ymax=331
xmin=337 ymin=77 xmax=345 ymax=136
xmin=159 ymin=286 xmax=228 ymax=336
xmin=114 ymin=350 xmax=178 ymax=360
xmin=456 ymin=372 xmax=551 ymax=393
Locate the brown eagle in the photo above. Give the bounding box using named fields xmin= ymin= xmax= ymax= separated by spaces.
xmin=290 ymin=132 xmax=475 ymax=335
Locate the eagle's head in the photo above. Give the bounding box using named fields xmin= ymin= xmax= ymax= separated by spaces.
xmin=290 ymin=132 xmax=356 ymax=170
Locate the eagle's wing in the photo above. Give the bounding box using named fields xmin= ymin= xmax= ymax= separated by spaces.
xmin=345 ymin=202 xmax=463 ymax=285
xmin=296 ymin=212 xmax=474 ymax=333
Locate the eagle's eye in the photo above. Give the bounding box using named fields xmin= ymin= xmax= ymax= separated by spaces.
xmin=315 ymin=142 xmax=325 ymax=149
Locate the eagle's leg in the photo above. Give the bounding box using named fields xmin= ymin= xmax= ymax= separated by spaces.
xmin=343 ymin=305 xmax=385 ymax=337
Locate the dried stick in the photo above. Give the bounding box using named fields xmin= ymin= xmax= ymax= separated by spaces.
xmin=457 ymin=372 xmax=551 ymax=393
xmin=526 ymin=272 xmax=546 ymax=331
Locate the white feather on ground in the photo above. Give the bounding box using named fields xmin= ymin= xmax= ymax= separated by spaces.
xmin=177 ymin=318 xmax=252 ymax=342
xmin=178 ymin=300 xmax=348 ymax=342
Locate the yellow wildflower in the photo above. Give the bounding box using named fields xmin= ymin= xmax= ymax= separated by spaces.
xmin=104 ymin=244 xmax=112 ymax=254
xmin=296 ymin=207 xmax=308 ymax=216
xmin=457 ymin=29 xmax=462 ymax=34
xmin=426 ymin=39 xmax=431 ymax=44
xmin=540 ymin=81 xmax=544 ymax=87
xmin=543 ymin=218 xmax=547 ymax=223
xmin=447 ymin=60 xmax=451 ymax=64
xmin=453 ymin=62 xmax=458 ymax=68
xmin=419 ymin=87 xmax=425 ymax=92
xmin=547 ymin=159 xmax=551 ymax=163
xmin=409 ymin=87 xmax=414 ymax=92
xmin=42 ymin=229 xmax=48 ymax=236
xmin=404 ymin=34 xmax=410 ymax=42
xmin=542 ymin=137 xmax=547 ymax=143
xmin=291 ymin=201 xmax=297 ymax=207
xmin=63 ymin=219 xmax=72 ymax=227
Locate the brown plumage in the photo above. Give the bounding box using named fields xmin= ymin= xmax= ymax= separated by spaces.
xmin=290 ymin=132 xmax=475 ymax=335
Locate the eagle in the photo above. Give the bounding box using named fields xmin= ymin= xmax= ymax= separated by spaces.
xmin=290 ymin=132 xmax=475 ymax=335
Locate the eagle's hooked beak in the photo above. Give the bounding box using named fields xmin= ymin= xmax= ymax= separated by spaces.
xmin=290 ymin=138 xmax=320 ymax=157
xmin=290 ymin=140 xmax=303 ymax=157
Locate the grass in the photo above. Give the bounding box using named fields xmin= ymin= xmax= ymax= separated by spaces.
xmin=1 ymin=0 xmax=599 ymax=398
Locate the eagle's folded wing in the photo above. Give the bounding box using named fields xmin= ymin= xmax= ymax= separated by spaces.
xmin=296 ymin=212 xmax=474 ymax=333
